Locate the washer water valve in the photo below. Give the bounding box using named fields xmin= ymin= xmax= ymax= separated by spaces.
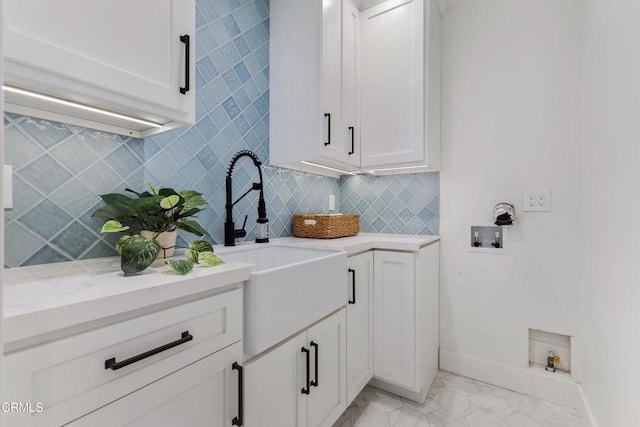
xmin=545 ymin=351 xmax=561 ymax=373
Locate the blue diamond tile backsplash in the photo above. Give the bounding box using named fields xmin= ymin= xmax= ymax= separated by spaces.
xmin=340 ymin=174 xmax=439 ymax=236
xmin=3 ymin=0 xmax=439 ymax=267
xmin=4 ymin=115 xmax=145 ymax=267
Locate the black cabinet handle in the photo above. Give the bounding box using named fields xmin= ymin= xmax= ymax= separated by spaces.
xmin=301 ymin=347 xmax=311 ymax=394
xmin=310 ymin=341 xmax=319 ymax=388
xmin=324 ymin=113 xmax=331 ymax=146
xmin=179 ymin=34 xmax=190 ymax=94
xmin=105 ymin=331 xmax=193 ymax=371
xmin=348 ymin=127 xmax=355 ymax=155
xmin=232 ymin=362 xmax=244 ymax=426
xmin=348 ymin=268 xmax=356 ymax=304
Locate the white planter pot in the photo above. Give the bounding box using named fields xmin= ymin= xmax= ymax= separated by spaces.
xmin=140 ymin=230 xmax=177 ymax=259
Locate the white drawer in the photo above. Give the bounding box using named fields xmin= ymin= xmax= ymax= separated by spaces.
xmin=3 ymin=288 xmax=242 ymax=427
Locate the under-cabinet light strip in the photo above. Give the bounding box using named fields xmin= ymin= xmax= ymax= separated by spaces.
xmin=300 ymin=161 xmax=358 ymax=175
xmin=368 ymin=165 xmax=429 ymax=174
xmin=2 ymin=85 xmax=163 ymax=128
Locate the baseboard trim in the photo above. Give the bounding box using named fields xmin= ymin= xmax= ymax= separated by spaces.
xmin=439 ymin=348 xmax=577 ymax=408
xmin=576 ymin=384 xmax=598 ymax=427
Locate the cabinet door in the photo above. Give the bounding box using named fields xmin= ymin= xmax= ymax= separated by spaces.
xmin=244 ymin=332 xmax=308 ymax=427
xmin=3 ymin=289 xmax=242 ymax=427
xmin=321 ymin=0 xmax=346 ymax=163
xmin=346 ymin=252 xmax=374 ymax=404
xmin=360 ymin=0 xmax=425 ymax=167
xmin=373 ymin=251 xmax=416 ymax=388
xmin=341 ymin=0 xmax=361 ymax=167
xmin=307 ymin=309 xmax=347 ymax=427
xmin=68 ymin=342 xmax=242 ymax=427
xmin=4 ymin=0 xmax=195 ymax=118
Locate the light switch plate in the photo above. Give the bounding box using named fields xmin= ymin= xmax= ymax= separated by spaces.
xmin=328 ymin=194 xmax=335 ymax=211
xmin=523 ymin=190 xmax=550 ymax=211
xmin=4 ymin=165 xmax=13 ymax=209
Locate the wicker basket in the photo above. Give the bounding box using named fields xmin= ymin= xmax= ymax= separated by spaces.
xmin=292 ymin=214 xmax=360 ymax=239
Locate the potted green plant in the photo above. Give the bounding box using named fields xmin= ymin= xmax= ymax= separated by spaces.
xmin=92 ymin=184 xmax=223 ymax=276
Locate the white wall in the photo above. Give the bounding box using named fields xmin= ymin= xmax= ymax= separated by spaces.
xmin=580 ymin=0 xmax=640 ymax=425
xmin=439 ymin=0 xmax=583 ymax=400
xmin=0 ymin=0 xmax=5 ymax=408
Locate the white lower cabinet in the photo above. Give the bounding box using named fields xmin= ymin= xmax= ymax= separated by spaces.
xmin=373 ymin=251 xmax=417 ymax=387
xmin=345 ymin=252 xmax=374 ymax=404
xmin=371 ymin=244 xmax=440 ymax=402
xmin=2 ymin=288 xmax=244 ymax=427
xmin=244 ymin=309 xmax=347 ymax=427
xmin=68 ymin=341 xmax=243 ymax=427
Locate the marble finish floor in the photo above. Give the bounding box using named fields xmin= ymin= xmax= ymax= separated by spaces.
xmin=333 ymin=370 xmax=583 ymax=427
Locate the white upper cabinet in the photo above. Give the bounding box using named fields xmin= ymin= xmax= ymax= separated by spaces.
xmin=322 ymin=0 xmax=347 ymax=164
xmin=342 ymin=0 xmax=361 ymax=165
xmin=360 ymin=0 xmax=441 ymax=170
xmin=270 ymin=0 xmax=361 ymax=176
xmin=361 ymin=0 xmax=418 ymax=166
xmin=270 ymin=0 xmax=440 ymax=177
xmin=3 ymin=0 xmax=195 ymax=137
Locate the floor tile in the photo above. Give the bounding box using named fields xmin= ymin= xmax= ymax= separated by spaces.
xmin=333 ymin=371 xmax=585 ymax=427
xmin=505 ymin=394 xmax=554 ymax=421
xmin=503 ymin=413 xmax=543 ymax=427
xmin=427 ymin=409 xmax=470 ymax=427
xmin=441 ymin=375 xmax=481 ymax=396
xmin=466 ymin=410 xmax=508 ymax=427
xmin=542 ymin=414 xmax=582 ymax=427
xmin=435 ymin=390 xmax=477 ymax=416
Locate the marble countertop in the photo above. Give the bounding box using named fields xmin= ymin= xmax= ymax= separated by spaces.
xmin=3 ymin=257 xmax=253 ymax=347
xmin=269 ymin=233 xmax=440 ymax=256
xmin=2 ymin=233 xmax=438 ymax=348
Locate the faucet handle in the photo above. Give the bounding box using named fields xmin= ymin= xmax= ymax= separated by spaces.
xmin=234 ymin=215 xmax=248 ymax=238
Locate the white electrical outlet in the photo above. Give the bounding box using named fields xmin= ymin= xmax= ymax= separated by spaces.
xmin=523 ymin=190 xmax=551 ymax=211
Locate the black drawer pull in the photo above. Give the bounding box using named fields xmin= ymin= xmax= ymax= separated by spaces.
xmin=232 ymin=362 xmax=244 ymax=426
xmin=324 ymin=113 xmax=331 ymax=146
xmin=301 ymin=347 xmax=311 ymax=394
xmin=348 ymin=268 xmax=356 ymax=304
xmin=104 ymin=331 xmax=193 ymax=371
xmin=310 ymin=341 xmax=319 ymax=388
xmin=179 ymin=34 xmax=190 ymax=94
xmin=348 ymin=126 xmax=355 ymax=155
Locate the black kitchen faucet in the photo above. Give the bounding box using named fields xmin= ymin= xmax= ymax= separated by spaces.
xmin=224 ymin=150 xmax=269 ymax=246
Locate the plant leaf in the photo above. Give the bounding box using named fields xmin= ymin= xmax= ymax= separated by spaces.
xmin=176 ymin=219 xmax=210 ymax=237
xmin=189 ymin=239 xmax=214 ymax=252
xmin=186 ymin=240 xmax=214 ymax=263
xmin=147 ymin=183 xmax=158 ymax=195
xmin=120 ymin=238 xmax=161 ymax=276
xmin=115 ymin=235 xmax=138 ymax=255
xmin=128 ymin=196 xmax=166 ymax=221
xmin=185 ymin=249 xmax=198 ymax=263
xmin=101 ymin=220 xmax=129 ymax=233
xmin=100 ymin=193 xmax=135 ymax=208
xmin=160 ymin=195 xmax=180 ymax=209
xmin=179 ymin=190 xmax=207 ymax=215
xmin=177 ymin=207 xmax=203 ymax=219
xmin=198 ymin=251 xmax=225 ymax=267
xmin=164 ymin=259 xmax=194 ymax=275
xmin=158 ymin=188 xmax=179 ymax=197
xmin=124 ymin=187 xmax=142 ymax=196
xmin=91 ymin=205 xmax=121 ymax=220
